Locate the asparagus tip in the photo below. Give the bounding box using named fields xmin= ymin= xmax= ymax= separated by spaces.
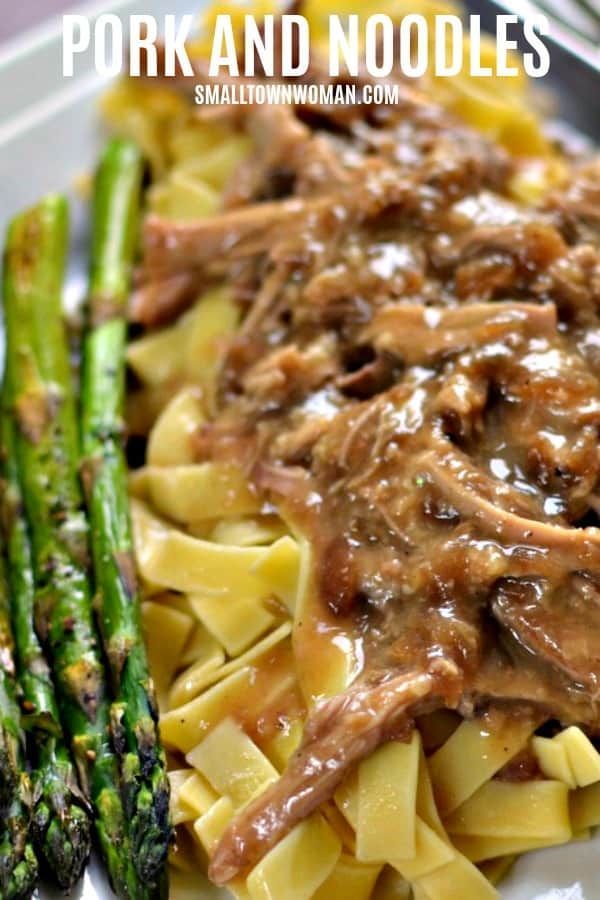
xmin=32 ymin=791 xmax=91 ymax=890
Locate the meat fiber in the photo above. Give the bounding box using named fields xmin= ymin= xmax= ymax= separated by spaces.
xmin=134 ymin=40 xmax=600 ymax=884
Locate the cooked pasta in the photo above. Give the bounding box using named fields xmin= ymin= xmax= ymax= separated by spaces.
xmin=98 ymin=2 xmax=600 ymax=898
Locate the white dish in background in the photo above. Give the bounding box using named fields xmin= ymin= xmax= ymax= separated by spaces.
xmin=0 ymin=4 xmax=597 ymax=898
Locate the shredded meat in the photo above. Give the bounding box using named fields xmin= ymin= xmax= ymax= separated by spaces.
xmin=491 ymin=575 xmax=600 ymax=694
xmin=209 ymin=667 xmax=450 ymax=884
xmin=362 ymin=301 xmax=558 ymax=363
xmin=134 ymin=27 xmax=600 ymax=885
xmin=142 ymin=157 xmax=499 ymax=279
xmin=129 ymin=271 xmax=203 ymax=327
xmin=416 ymin=449 xmax=600 ymax=568
xmin=545 ymin=160 xmax=600 ymax=245
xmin=465 ymin=647 xmax=599 ymax=727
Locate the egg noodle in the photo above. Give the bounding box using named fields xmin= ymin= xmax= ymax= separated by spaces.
xmin=101 ymin=2 xmax=598 ymax=898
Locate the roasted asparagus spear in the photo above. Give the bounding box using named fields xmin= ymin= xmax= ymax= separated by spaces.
xmin=82 ymin=138 xmax=170 ymax=884
xmin=0 ymin=553 xmax=38 ymax=899
xmin=2 ymin=195 xmax=146 ymax=898
xmin=1 ymin=403 xmax=92 ymax=890
xmin=0 ymin=556 xmax=20 ymax=811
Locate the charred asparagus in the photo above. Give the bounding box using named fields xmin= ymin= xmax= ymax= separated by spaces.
xmin=82 ymin=138 xmax=170 ymax=885
xmin=0 ymin=553 xmax=38 ymax=899
xmin=1 ymin=403 xmax=92 ymax=890
xmin=2 ymin=195 xmax=145 ymax=898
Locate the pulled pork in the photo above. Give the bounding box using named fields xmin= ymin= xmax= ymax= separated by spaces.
xmin=135 ymin=47 xmax=600 ymax=887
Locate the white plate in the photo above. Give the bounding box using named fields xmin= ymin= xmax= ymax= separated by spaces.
xmin=0 ymin=5 xmax=597 ymax=898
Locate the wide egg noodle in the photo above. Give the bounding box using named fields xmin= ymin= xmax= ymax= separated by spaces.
xmin=115 ymin=3 xmax=600 ymax=896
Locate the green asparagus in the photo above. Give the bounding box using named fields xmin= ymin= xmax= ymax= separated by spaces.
xmin=0 ymin=561 xmax=20 ymax=811
xmin=82 ymin=138 xmax=170 ymax=884
xmin=2 ymin=195 xmax=148 ymax=898
xmin=1 ymin=403 xmax=92 ymax=890
xmin=0 ymin=554 xmax=38 ymax=899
